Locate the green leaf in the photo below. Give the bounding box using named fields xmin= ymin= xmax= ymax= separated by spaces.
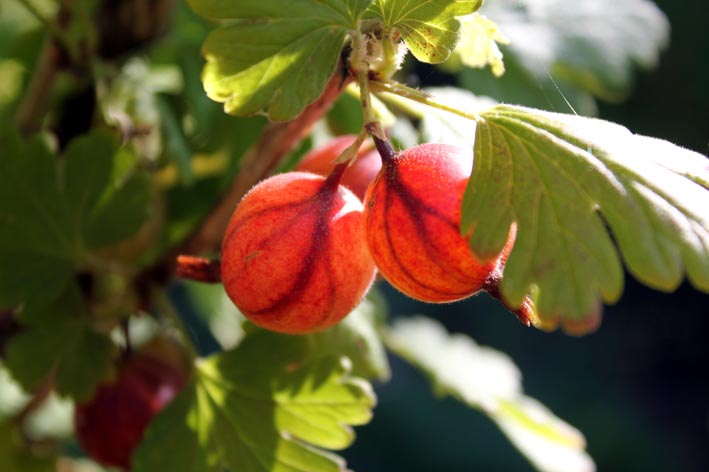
xmin=308 ymin=289 xmax=390 ymax=381
xmin=4 ymin=283 xmax=117 ymax=401
xmin=192 ymin=0 xmax=370 ymax=120
xmin=0 ymin=131 xmax=149 ymax=305
xmin=84 ymin=171 xmax=153 ymax=249
xmin=386 ymin=316 xmax=594 ymax=472
xmin=63 ymin=131 xmax=116 ymax=233
xmin=443 ymin=13 xmax=508 ymax=76
xmin=134 ymin=328 xmax=375 ymax=472
xmin=480 ymin=0 xmax=669 ymax=102
xmin=0 ymin=131 xmax=151 ymax=305
xmin=462 ymin=104 xmax=709 ymax=332
xmin=0 ymin=251 xmax=73 ymax=308
xmin=0 ymin=137 xmax=75 ymax=306
xmin=370 ymin=0 xmax=482 ymax=63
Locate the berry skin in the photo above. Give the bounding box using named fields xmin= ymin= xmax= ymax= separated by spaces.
xmin=296 ymin=135 xmax=381 ymax=200
xmin=221 ymin=169 xmax=376 ymax=334
xmin=74 ymin=354 xmax=186 ymax=470
xmin=363 ymin=142 xmax=513 ymax=303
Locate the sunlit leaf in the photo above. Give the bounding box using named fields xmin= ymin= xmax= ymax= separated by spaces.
xmin=191 ymin=0 xmax=371 ymax=120
xmin=308 ymin=289 xmax=390 ymax=381
xmin=462 ymin=104 xmax=709 ymax=332
xmin=369 ymin=0 xmax=482 ymax=63
xmin=134 ymin=328 xmax=375 ymax=472
xmin=386 ymin=316 xmax=594 ymax=472
xmin=445 ymin=13 xmax=508 ymax=76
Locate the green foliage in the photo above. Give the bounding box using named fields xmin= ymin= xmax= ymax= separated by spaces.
xmin=462 ymin=104 xmax=709 ymax=329
xmin=368 ymin=0 xmax=482 ymax=63
xmin=0 ymin=131 xmax=151 ymax=306
xmin=1 ymin=0 xmax=706 ymax=470
xmin=134 ymin=328 xmax=375 ymax=472
xmin=4 ymin=283 xmax=117 ymax=401
xmin=191 ymin=0 xmax=370 ymax=120
xmin=307 ymin=290 xmax=390 ymax=381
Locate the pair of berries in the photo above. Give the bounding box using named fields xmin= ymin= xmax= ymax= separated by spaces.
xmin=74 ymin=136 xmax=515 ymax=470
xmin=221 ymin=134 xmax=516 ymax=334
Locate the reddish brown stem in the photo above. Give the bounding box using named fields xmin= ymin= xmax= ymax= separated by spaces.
xmin=14 ymin=375 xmax=54 ymax=431
xmin=180 ymin=68 xmax=352 ymax=257
xmin=136 ymin=65 xmax=352 ymax=293
xmin=322 ymin=162 xmax=349 ymax=191
xmin=175 ymin=255 xmax=222 ymax=283
xmin=483 ymin=269 xmax=536 ymax=327
xmin=365 ymin=121 xmax=396 ymax=162
xmin=15 ymin=37 xmax=63 ymax=137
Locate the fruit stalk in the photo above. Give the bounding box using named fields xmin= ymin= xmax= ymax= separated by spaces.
xmin=138 ymin=66 xmax=352 ymax=292
xmin=175 ymin=255 xmax=222 ymax=283
xmin=482 ymin=268 xmax=537 ymax=327
xmin=366 ymin=122 xmax=396 ymax=161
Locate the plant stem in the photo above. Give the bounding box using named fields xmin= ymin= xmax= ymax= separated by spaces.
xmin=15 ymin=38 xmax=62 ymax=136
xmin=176 ymin=255 xmax=221 ymax=283
xmin=366 ymin=122 xmax=396 ymax=162
xmin=370 ymin=80 xmax=483 ymax=123
xmin=137 ymin=65 xmax=352 ymax=293
xmin=14 ymin=375 xmax=54 ymax=432
xmin=333 ymin=127 xmax=369 ymax=164
xmin=16 ymin=0 xmax=78 ymax=62
xmin=482 ymin=268 xmax=538 ymax=327
xmin=323 ymin=162 xmax=349 ymax=191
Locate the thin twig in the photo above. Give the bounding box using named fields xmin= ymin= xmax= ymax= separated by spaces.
xmin=15 ymin=38 xmax=64 ymax=137
xmin=16 ymin=0 xmax=77 ymax=60
xmin=182 ymin=69 xmax=352 ymax=255
xmin=176 ymin=255 xmax=221 ymax=283
xmin=138 ymin=66 xmax=352 ymax=291
xmin=14 ymin=375 xmax=54 ymax=431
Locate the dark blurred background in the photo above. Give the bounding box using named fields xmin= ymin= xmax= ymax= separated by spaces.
xmin=344 ymin=1 xmax=709 ymax=470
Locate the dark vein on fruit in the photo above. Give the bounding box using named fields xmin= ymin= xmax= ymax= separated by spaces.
xmin=391 ymin=168 xmax=480 ymax=286
xmin=382 ymin=163 xmax=477 ymax=297
xmin=250 ymin=190 xmax=336 ymax=318
xmin=222 ymin=199 xmax=311 ymax=249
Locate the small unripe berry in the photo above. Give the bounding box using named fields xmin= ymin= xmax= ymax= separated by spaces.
xmin=296 ymin=135 xmax=381 ymax=200
xmin=221 ymin=168 xmax=376 ymax=334
xmin=364 ymin=142 xmax=513 ymax=303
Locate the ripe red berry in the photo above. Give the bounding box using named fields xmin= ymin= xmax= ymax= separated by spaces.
xmin=296 ymin=135 xmax=381 ymax=200
xmin=363 ymin=142 xmax=514 ymax=303
xmin=74 ymin=354 xmax=186 ymax=470
xmin=221 ymin=167 xmax=376 ymax=334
